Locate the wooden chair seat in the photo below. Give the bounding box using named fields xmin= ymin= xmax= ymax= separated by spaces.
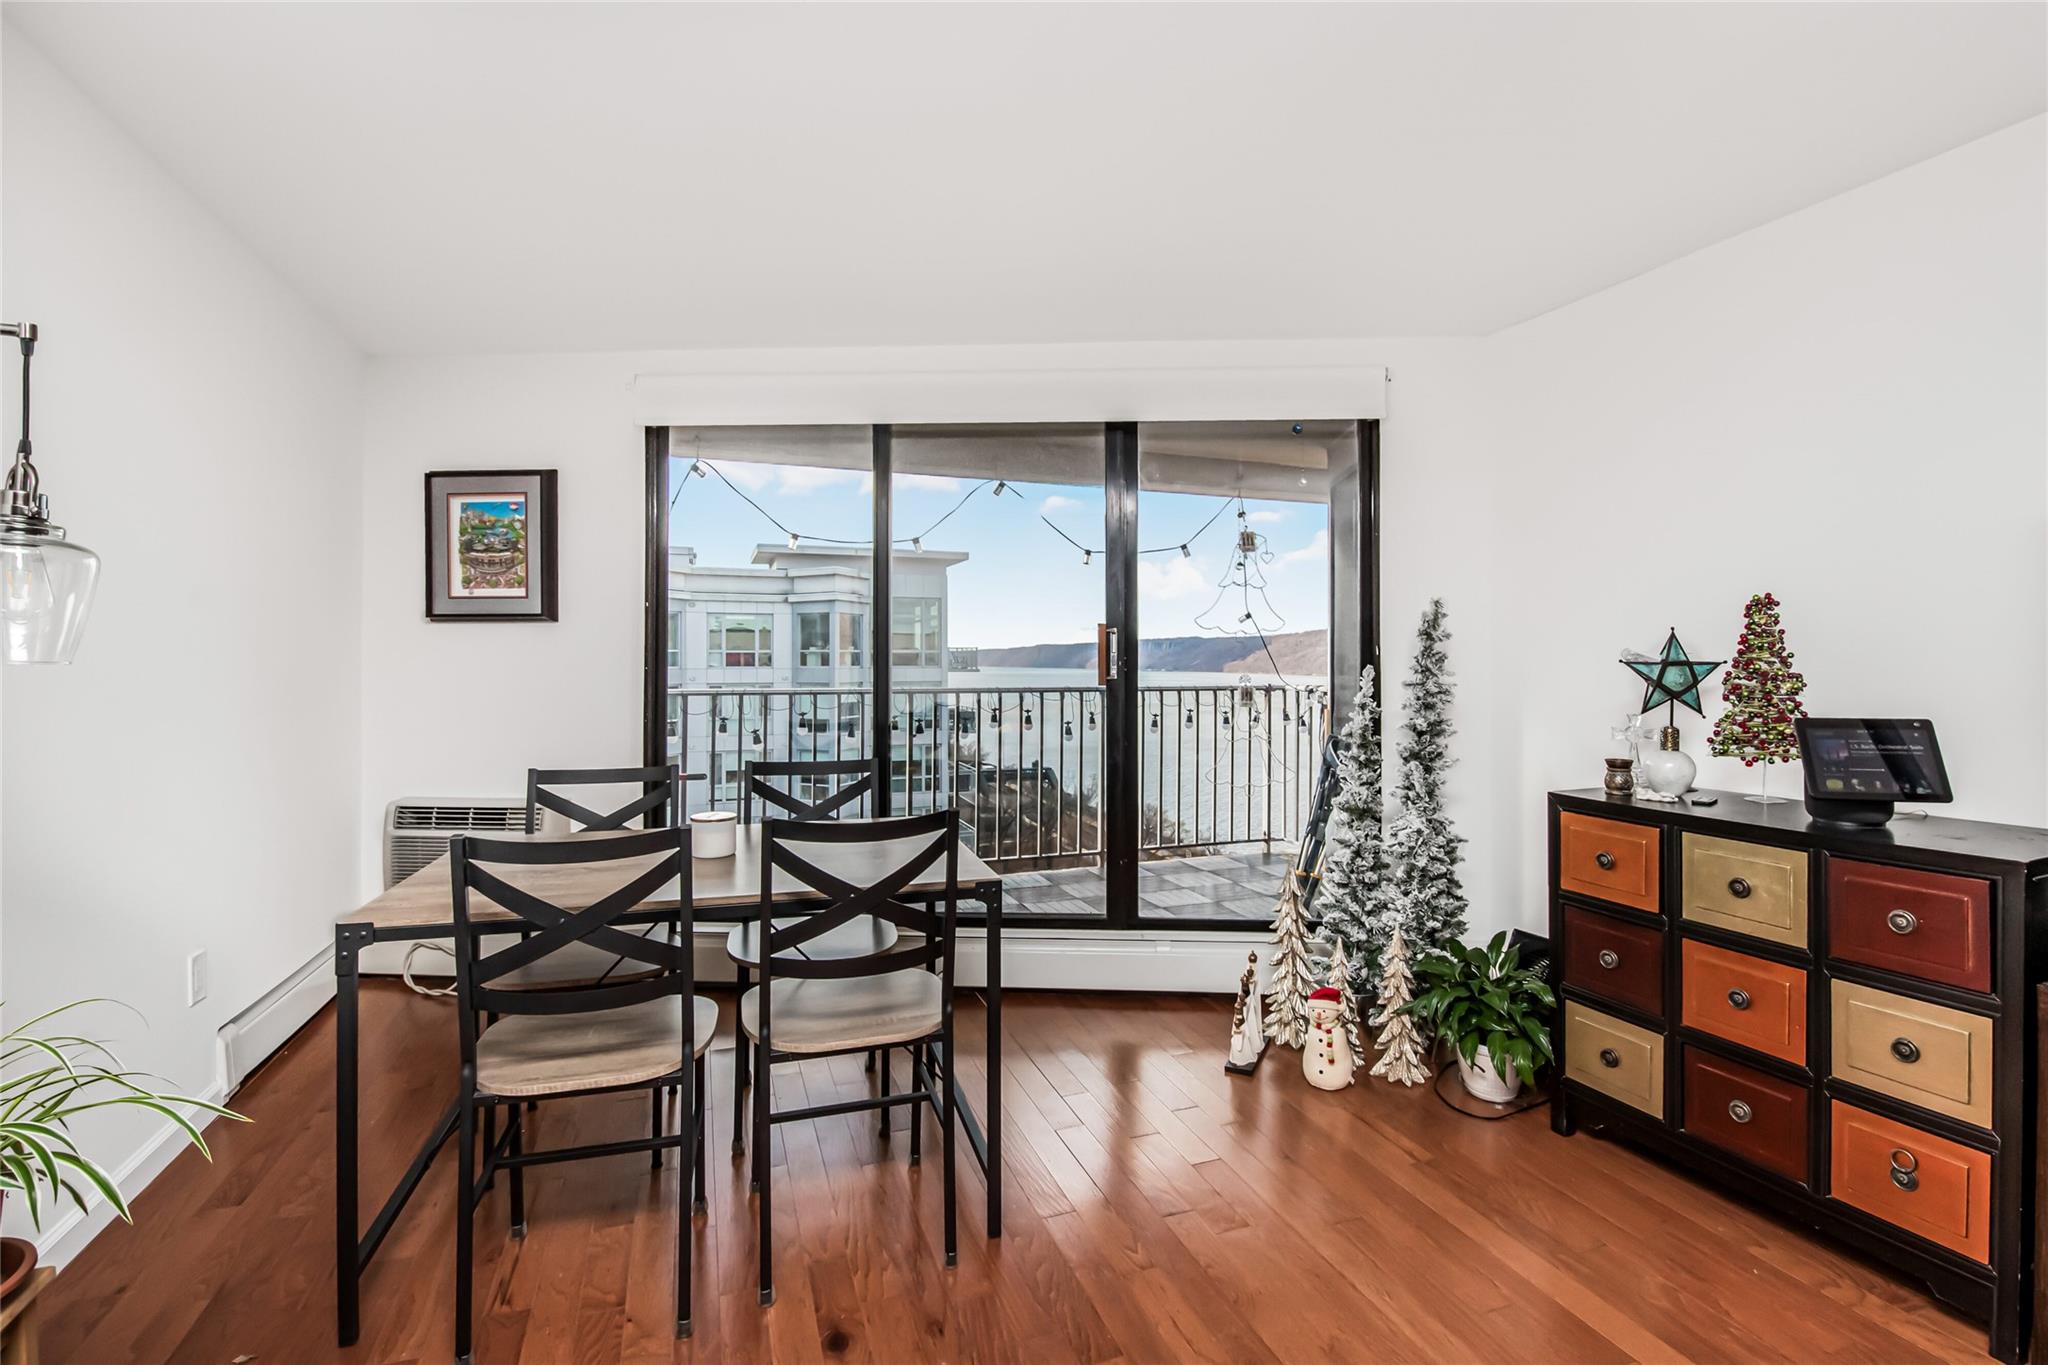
xmin=477 ymin=997 xmax=716 ymax=1099
xmin=740 ymin=971 xmax=941 ymax=1055
xmin=492 ymin=935 xmax=662 ymax=991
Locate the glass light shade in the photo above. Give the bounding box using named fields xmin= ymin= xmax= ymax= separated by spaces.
xmin=0 ymin=527 xmax=99 ymax=663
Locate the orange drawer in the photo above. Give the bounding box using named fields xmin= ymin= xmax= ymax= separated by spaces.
xmin=1829 ymin=1101 xmax=1991 ymax=1263
xmin=1558 ymin=812 xmax=1661 ymax=913
xmin=1681 ymin=939 xmax=1807 ymax=1065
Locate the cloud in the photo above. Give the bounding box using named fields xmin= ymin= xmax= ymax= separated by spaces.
xmin=775 ymin=466 xmax=866 ymax=495
xmin=1138 ymin=555 xmax=1211 ymax=603
xmin=1245 ymin=509 xmax=1288 ymax=524
xmin=1039 ymin=494 xmax=1083 ymax=514
xmin=1273 ymin=528 xmax=1328 ymax=569
xmin=900 ymin=474 xmax=963 ymax=493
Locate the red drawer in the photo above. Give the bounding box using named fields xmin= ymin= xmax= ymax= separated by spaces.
xmin=1683 ymin=1047 xmax=1810 ymax=1184
xmin=1828 ymin=859 xmax=1991 ymax=993
xmin=1562 ymin=905 xmax=1664 ymax=1017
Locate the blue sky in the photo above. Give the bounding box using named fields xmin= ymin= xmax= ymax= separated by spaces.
xmin=458 ymin=498 xmax=524 ymax=520
xmin=670 ymin=460 xmax=1328 ymax=649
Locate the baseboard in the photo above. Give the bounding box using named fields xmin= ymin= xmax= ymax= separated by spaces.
xmin=371 ymin=925 xmax=1265 ymax=994
xmin=218 ymin=943 xmax=338 ymax=1095
xmin=30 ymin=1079 xmax=228 ymax=1268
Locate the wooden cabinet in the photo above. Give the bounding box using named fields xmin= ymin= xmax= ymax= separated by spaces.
xmin=1548 ymin=790 xmax=2048 ymax=1363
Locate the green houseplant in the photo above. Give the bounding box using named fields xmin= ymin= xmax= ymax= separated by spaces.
xmin=1402 ymin=932 xmax=1555 ymax=1102
xmin=1 ymin=1000 xmax=244 ymax=1238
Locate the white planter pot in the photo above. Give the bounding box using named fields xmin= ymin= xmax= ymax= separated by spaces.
xmin=1458 ymin=1045 xmax=1523 ymax=1103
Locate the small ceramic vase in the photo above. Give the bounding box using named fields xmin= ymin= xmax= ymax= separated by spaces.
xmin=1603 ymin=757 xmax=1636 ymax=797
xmin=1640 ymin=724 xmax=1696 ymax=797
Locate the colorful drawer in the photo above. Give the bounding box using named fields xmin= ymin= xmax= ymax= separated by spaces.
xmin=1829 ymin=980 xmax=1994 ymax=1130
xmin=1681 ymin=939 xmax=1807 ymax=1065
xmin=1561 ymin=904 xmax=1664 ymax=1017
xmin=1830 ymin=1101 xmax=1991 ymax=1264
xmin=1682 ymin=1047 xmax=1809 ymax=1184
xmin=1557 ymin=812 xmax=1661 ymax=913
xmin=1829 ymin=858 xmax=1993 ymax=994
xmin=1681 ymin=834 xmax=1808 ymax=948
xmin=1563 ymin=1001 xmax=1664 ymax=1118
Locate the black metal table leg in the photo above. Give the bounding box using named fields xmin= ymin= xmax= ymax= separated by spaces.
xmin=984 ymin=882 xmax=1002 ymax=1237
xmin=334 ymin=923 xmax=372 ymax=1347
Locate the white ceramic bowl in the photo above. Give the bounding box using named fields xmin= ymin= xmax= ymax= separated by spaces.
xmin=689 ymin=810 xmax=737 ymax=859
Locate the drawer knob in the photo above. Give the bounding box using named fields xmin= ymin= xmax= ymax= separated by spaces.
xmin=1726 ymin=988 xmax=1752 ymax=1011
xmin=1890 ymin=1037 xmax=1921 ymax=1064
xmin=1889 ymin=1148 xmax=1919 ymax=1192
xmin=1596 ymin=948 xmax=1620 ymax=970
xmin=1727 ymin=1099 xmax=1753 ymax=1124
xmin=1595 ymin=851 xmax=1617 ymax=871
xmin=1598 ymin=1048 xmax=1621 ymax=1069
xmin=1886 ymin=909 xmax=1918 ymax=935
xmin=1727 ymin=877 xmax=1752 ymax=900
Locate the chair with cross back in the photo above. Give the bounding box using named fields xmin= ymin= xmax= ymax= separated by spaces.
xmin=742 ymin=810 xmax=962 ymax=1307
xmin=729 ymin=758 xmax=890 ymax=1154
xmin=448 ymin=827 xmax=711 ymax=1362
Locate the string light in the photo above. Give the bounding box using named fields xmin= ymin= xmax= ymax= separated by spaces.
xmin=787 ymin=532 xmax=800 ymax=549
xmin=1086 ymin=708 xmax=1096 ymax=731
xmin=1149 ymin=711 xmax=1159 ymax=732
xmin=989 ymin=705 xmax=1001 ymax=726
xmin=717 ymin=715 xmax=728 ymax=735
xmin=1023 ymin=707 xmax=1034 ymax=732
xmin=1184 ymin=708 xmax=1194 ymax=728
xmin=914 ymin=718 xmax=926 ymax=736
xmin=1063 ymin=719 xmax=1074 ymax=740
xmin=1081 ymin=550 xmax=1091 ymax=566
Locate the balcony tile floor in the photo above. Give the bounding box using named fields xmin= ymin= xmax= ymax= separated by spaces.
xmin=996 ymin=844 xmax=1294 ymax=920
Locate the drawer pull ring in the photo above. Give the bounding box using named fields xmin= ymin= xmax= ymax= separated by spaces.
xmin=1598 ymin=1048 xmax=1621 ymax=1069
xmin=1595 ymin=851 xmax=1616 ymax=871
xmin=1727 ymin=877 xmax=1752 ymax=900
xmin=1889 ymin=1148 xmax=1919 ymax=1192
xmin=1727 ymin=1099 xmax=1753 ymax=1124
xmin=1596 ymin=949 xmax=1620 ymax=970
xmin=1726 ymin=988 xmax=1751 ymax=1011
xmin=1890 ymin=1037 xmax=1921 ymax=1064
xmin=1886 ymin=909 xmax=1918 ymax=935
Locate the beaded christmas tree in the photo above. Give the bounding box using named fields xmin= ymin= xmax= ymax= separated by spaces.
xmin=1708 ymin=592 xmax=1808 ymax=803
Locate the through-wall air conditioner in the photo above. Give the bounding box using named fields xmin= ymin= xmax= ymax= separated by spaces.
xmin=381 ymin=798 xmax=529 ymax=889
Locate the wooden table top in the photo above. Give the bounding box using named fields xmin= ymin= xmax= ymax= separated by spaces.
xmin=341 ymin=824 xmax=999 ymax=931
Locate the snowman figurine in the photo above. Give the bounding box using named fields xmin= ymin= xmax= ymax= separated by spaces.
xmin=1302 ymin=985 xmax=1356 ymax=1090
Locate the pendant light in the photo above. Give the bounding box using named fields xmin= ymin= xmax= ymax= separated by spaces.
xmin=0 ymin=324 xmax=99 ymax=664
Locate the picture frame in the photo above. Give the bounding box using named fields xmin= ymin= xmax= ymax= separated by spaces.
xmin=423 ymin=469 xmax=559 ymax=622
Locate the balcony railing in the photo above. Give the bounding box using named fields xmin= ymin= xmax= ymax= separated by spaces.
xmin=668 ymin=683 xmax=1329 ymax=872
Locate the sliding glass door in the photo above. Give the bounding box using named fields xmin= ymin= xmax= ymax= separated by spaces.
xmin=650 ymin=419 xmax=1375 ymax=931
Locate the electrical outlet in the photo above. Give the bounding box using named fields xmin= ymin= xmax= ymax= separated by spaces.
xmin=187 ymin=950 xmax=208 ymax=1007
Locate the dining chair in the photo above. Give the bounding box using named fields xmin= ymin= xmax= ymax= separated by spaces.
xmin=449 ymin=827 xmax=710 ymax=1363
xmin=742 ymin=810 xmax=961 ymax=1306
xmin=731 ymin=758 xmax=886 ymax=1154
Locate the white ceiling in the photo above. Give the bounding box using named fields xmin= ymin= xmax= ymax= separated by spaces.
xmin=9 ymin=3 xmax=2043 ymax=356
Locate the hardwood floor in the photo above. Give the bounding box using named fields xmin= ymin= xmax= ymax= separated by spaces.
xmin=40 ymin=982 xmax=1991 ymax=1364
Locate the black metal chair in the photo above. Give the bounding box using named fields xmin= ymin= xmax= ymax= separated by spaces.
xmin=730 ymin=758 xmax=886 ymax=1153
xmin=526 ymin=764 xmax=678 ymax=834
xmin=448 ymin=827 xmax=710 ymax=1363
xmin=742 ymin=811 xmax=961 ymax=1306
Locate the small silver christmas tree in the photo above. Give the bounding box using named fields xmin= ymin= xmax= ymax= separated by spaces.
xmin=1369 ymin=929 xmax=1429 ymax=1086
xmin=1325 ymin=938 xmax=1364 ymax=1057
xmin=1267 ymin=872 xmax=1315 ymax=1049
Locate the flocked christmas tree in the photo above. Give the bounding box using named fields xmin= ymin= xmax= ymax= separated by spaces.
xmin=1324 ymin=938 xmax=1364 ymax=1057
xmin=1368 ymin=929 xmax=1429 ymax=1086
xmin=1266 ymin=872 xmax=1316 ymax=1049
xmin=1383 ymin=599 xmax=1468 ymax=955
xmin=1707 ymin=592 xmax=1808 ymax=803
xmin=1316 ymin=669 xmax=1387 ymax=984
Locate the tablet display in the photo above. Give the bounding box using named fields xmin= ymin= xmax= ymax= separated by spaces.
xmin=1795 ymin=718 xmax=1951 ymax=803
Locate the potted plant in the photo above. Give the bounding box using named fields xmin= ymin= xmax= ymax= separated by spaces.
xmin=0 ymin=999 xmax=245 ymax=1294
xmin=1402 ymin=932 xmax=1555 ymax=1103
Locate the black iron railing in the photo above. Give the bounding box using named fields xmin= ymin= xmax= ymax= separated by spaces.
xmin=667 ymin=683 xmax=1327 ymax=870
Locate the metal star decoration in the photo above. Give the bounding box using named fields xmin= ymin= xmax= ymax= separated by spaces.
xmin=1620 ymin=628 xmax=1724 ymax=722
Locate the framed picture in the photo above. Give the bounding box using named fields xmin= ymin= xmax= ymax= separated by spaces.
xmin=424 ymin=469 xmax=558 ymax=622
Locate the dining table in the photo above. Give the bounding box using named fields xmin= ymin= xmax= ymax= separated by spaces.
xmin=330 ymin=823 xmax=1005 ymax=1347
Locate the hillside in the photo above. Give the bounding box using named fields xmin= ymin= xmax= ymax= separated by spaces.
xmin=976 ymin=629 xmax=1327 ymax=677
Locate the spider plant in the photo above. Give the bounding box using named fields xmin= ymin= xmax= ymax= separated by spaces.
xmin=1 ymin=1000 xmax=247 ymax=1231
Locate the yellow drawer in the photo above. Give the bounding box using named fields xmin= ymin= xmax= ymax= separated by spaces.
xmin=1830 ymin=980 xmax=1993 ymax=1130
xmin=1565 ymin=1001 xmax=1665 ymax=1118
xmin=1681 ymin=834 xmax=1808 ymax=949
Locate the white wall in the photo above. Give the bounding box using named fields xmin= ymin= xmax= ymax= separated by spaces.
xmin=1452 ymin=115 xmax=2048 ymax=934
xmin=357 ymin=120 xmax=2046 ymax=960
xmin=0 ymin=31 xmax=365 ymax=1257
